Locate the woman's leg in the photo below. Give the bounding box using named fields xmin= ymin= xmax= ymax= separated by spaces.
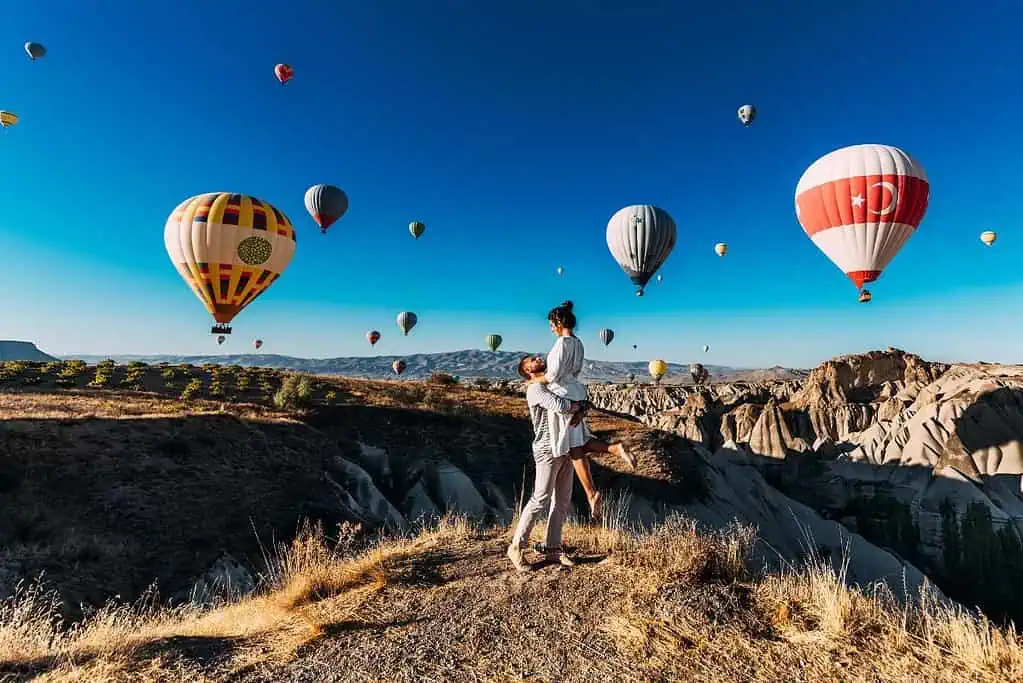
xmin=583 ymin=437 xmax=637 ymax=469
xmin=568 ymin=447 xmax=602 ymax=520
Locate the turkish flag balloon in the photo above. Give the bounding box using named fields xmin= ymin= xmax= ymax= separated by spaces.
xmin=795 ymin=144 xmax=929 ymax=290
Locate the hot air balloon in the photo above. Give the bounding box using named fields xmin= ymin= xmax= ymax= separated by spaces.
xmin=24 ymin=42 xmax=45 ymax=60
xmin=254 ymin=339 xmax=263 ymax=350
xmin=737 ymin=104 xmax=756 ymax=126
xmin=648 ymin=359 xmax=667 ymax=384
xmin=367 ymin=330 xmax=381 ymax=346
xmin=392 ymin=359 xmax=407 ymax=376
xmin=627 ymin=372 xmax=636 ymax=383
xmin=703 ymin=344 xmax=710 ymax=353
xmin=656 ymin=274 xmax=663 ymax=284
xmin=304 ymin=185 xmax=348 ymax=234
xmin=795 ymin=144 xmax=929 ymax=300
xmin=217 ymin=335 xmax=226 ymax=346
xmin=274 ymin=63 xmax=293 ymax=84
xmin=715 ymin=242 xmax=728 ymax=257
xmin=607 ymin=205 xmax=676 ymax=296
xmin=598 ymin=328 xmax=614 ymax=346
xmin=632 ymin=344 xmax=638 ymax=351
xmin=0 ymin=111 xmax=19 ymax=129
xmin=980 ymin=230 xmax=997 ymax=247
xmin=690 ymin=362 xmax=708 ymax=385
xmin=485 ymin=334 xmax=503 ymax=352
xmin=859 ymin=290 xmax=872 ymax=303
xmin=164 ymin=193 xmax=296 ymax=336
xmin=409 ymin=221 xmax=425 ymax=239
xmin=556 ymin=266 xmax=564 ymax=277
xmin=397 ymin=311 xmax=417 ymax=335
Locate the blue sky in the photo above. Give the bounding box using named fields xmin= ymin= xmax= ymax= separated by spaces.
xmin=1 ymin=1 xmax=1022 ymax=368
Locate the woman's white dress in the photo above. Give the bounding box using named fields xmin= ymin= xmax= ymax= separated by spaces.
xmin=545 ymin=335 xmax=591 ymax=457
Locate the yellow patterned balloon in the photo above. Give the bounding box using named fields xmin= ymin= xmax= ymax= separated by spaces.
xmin=164 ymin=193 xmax=296 ymax=332
xmin=0 ymin=111 xmax=19 ymax=128
xmin=648 ymin=359 xmax=667 ymax=380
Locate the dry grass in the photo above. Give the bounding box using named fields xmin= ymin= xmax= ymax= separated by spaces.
xmin=0 ymin=514 xmax=1019 ymax=682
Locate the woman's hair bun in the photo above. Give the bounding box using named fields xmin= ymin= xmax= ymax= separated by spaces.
xmin=560 ymin=300 xmax=574 ymax=311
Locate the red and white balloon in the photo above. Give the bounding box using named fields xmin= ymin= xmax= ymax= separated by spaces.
xmin=795 ymin=144 xmax=929 ymax=294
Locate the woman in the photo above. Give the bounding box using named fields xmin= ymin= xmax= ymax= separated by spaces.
xmin=540 ymin=301 xmax=636 ymax=519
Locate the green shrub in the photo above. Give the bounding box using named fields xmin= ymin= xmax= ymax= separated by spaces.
xmin=57 ymin=361 xmax=85 ymax=380
xmin=87 ymin=369 xmax=111 ymax=388
xmin=41 ymin=361 xmax=64 ymax=375
xmin=180 ymin=378 xmax=203 ymax=400
xmin=273 ymin=373 xmax=313 ymax=409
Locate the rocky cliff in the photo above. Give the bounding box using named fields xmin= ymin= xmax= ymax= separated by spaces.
xmin=586 ymin=348 xmax=1023 ymax=623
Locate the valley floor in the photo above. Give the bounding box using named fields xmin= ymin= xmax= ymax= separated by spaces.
xmin=1 ymin=517 xmax=1020 ymax=682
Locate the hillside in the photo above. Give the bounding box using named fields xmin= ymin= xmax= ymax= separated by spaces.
xmin=63 ymin=349 xmax=809 ymax=384
xmin=0 ymin=341 xmax=56 ymax=362
xmin=0 ymin=352 xmax=1021 ymax=680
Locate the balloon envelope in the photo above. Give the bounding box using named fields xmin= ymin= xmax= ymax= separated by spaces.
xmin=795 ymin=144 xmax=929 ymax=292
xmin=714 ymin=242 xmax=727 ymax=257
xmin=392 ymin=359 xmax=406 ymax=376
xmin=690 ymin=362 xmax=708 ymax=383
xmin=164 ymin=193 xmax=296 ymax=329
xmin=254 ymin=339 xmax=263 ymax=350
xmin=274 ymin=63 xmax=293 ymax=84
xmin=304 ymin=185 xmax=348 ymax=233
xmin=397 ymin=311 xmax=418 ymax=335
xmin=409 ymin=221 xmax=425 ymax=239
xmin=24 ymin=42 xmax=45 ymax=59
xmin=606 ymin=205 xmax=676 ymax=294
xmin=367 ymin=330 xmax=381 ymax=346
xmin=648 ymin=359 xmax=667 ymax=379
xmin=737 ymin=104 xmax=756 ymax=125
xmin=598 ymin=328 xmax=614 ymax=346
xmin=0 ymin=111 xmax=19 ymax=128
xmin=485 ymin=334 xmax=503 ymax=352
xmin=980 ymin=230 xmax=997 ymax=246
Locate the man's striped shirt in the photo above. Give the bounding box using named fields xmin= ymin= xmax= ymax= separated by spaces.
xmin=526 ymin=382 xmax=574 ymax=457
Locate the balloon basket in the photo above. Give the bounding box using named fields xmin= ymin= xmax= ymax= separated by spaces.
xmin=211 ymin=324 xmax=232 ymax=335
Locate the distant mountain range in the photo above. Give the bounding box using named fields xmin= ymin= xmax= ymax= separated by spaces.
xmin=61 ymin=349 xmax=808 ymax=383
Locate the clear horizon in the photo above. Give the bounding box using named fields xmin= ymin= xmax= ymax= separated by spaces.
xmin=2 ymin=2 xmax=1021 ymax=368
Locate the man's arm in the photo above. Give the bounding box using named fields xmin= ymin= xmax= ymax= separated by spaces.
xmin=526 ymin=383 xmax=576 ymax=415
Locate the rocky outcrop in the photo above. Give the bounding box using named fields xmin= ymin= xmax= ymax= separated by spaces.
xmin=584 ymin=349 xmax=1023 ymax=625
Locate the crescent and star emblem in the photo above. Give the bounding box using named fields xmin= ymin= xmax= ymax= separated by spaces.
xmin=849 ymin=182 xmax=897 ymax=216
xmin=869 ymin=181 xmax=898 ymax=216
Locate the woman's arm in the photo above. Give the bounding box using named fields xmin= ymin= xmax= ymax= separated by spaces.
xmin=545 ymin=337 xmax=569 ymax=384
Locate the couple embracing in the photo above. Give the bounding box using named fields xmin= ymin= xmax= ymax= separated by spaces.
xmin=507 ymin=301 xmax=636 ymax=571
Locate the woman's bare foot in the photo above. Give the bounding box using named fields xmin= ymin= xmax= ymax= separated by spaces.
xmin=588 ymin=490 xmax=603 ymax=521
xmin=609 ymin=443 xmax=636 ymax=469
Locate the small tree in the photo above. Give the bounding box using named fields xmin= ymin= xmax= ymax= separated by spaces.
xmin=273 ymin=373 xmax=313 ymax=409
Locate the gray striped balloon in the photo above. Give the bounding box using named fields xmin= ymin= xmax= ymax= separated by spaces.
xmin=606 ymin=205 xmax=676 ymax=296
xmin=396 ymin=311 xmax=418 ymax=335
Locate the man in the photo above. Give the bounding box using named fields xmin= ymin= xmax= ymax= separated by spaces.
xmin=507 ymin=354 xmax=584 ymax=571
